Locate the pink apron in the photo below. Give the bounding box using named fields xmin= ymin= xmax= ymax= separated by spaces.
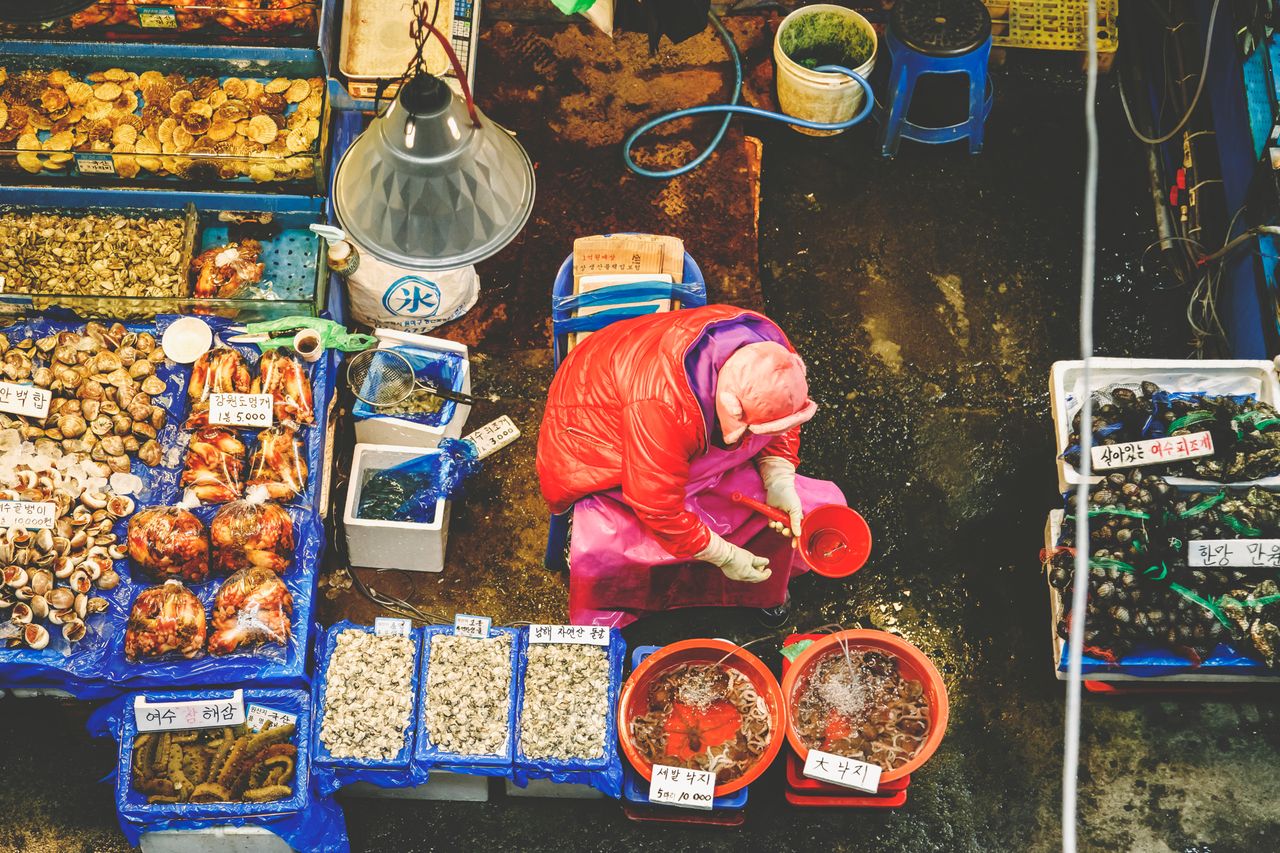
xmin=569 ymin=431 xmax=847 ymax=627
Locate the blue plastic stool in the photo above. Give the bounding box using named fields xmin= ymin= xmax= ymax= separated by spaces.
xmin=877 ymin=0 xmax=994 ymax=157
xmin=543 ymin=246 xmax=708 ymax=573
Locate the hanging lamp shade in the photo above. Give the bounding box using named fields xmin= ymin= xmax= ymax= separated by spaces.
xmin=333 ymin=74 xmax=536 ymax=271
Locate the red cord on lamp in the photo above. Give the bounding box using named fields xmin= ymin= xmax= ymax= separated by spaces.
xmin=413 ymin=12 xmax=480 ymax=127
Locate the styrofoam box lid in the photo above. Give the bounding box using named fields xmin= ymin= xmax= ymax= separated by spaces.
xmin=1050 ymin=358 xmax=1280 ymax=490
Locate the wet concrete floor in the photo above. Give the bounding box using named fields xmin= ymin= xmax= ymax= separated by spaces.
xmin=2 ymin=30 xmax=1278 ymax=853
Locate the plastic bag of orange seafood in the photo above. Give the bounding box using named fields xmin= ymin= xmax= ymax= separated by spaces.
xmin=247 ymin=425 xmax=308 ymax=503
xmin=210 ymin=485 xmax=295 ymax=576
xmin=208 ymin=566 xmax=294 ymax=658
xmin=181 ymin=427 xmax=247 ymax=504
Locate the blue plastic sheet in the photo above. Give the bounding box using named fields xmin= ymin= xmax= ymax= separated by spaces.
xmin=110 ymin=686 xmax=349 ymax=853
xmin=354 ymin=438 xmax=480 ymax=523
xmin=351 ymin=346 xmax=465 ymax=429
xmin=1059 ymin=641 xmax=1267 ymax=677
xmin=310 ymin=620 xmax=429 ymax=796
xmin=414 ymin=625 xmax=522 ymax=779
xmin=0 ymin=315 xmax=333 ymax=697
xmin=511 ymin=628 xmax=625 ymax=798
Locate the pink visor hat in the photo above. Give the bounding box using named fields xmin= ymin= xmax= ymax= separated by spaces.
xmin=715 ymin=341 xmax=818 ymax=444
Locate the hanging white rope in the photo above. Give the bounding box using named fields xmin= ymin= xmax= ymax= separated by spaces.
xmin=1062 ymin=2 xmax=1099 ymax=851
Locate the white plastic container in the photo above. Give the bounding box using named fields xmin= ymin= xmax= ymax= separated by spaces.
xmin=1050 ymin=358 xmax=1280 ymax=493
xmin=344 ymin=444 xmax=451 ymax=571
xmin=773 ymin=4 xmax=876 ymax=137
xmin=140 ymin=826 xmax=290 ymax=853
xmin=504 ymin=778 xmax=604 ymax=799
xmin=345 ymin=771 xmax=490 ymax=801
xmin=354 ymin=329 xmax=472 ymax=449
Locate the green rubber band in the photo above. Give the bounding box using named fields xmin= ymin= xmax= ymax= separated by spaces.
xmin=1066 ymin=508 xmax=1152 ymax=521
xmin=1180 ymin=493 xmax=1226 ymax=518
xmin=1221 ymin=515 xmax=1263 ymax=538
xmin=1087 ymin=557 xmax=1235 ymax=629
xmin=1168 ymin=411 xmax=1215 ymax=433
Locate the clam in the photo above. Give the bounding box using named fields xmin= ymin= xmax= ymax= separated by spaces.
xmin=3 ymin=566 xmax=28 ymax=589
xmin=108 ymin=455 xmax=130 ymax=474
xmin=82 ymin=399 xmax=101 ymax=421
xmin=91 ymin=351 xmax=122 ymax=374
xmin=129 ymin=360 xmax=154 ymax=379
xmin=24 ymin=623 xmax=49 ymax=650
xmin=106 ymin=495 xmax=135 ymax=518
xmin=53 ymin=556 xmax=75 ymax=579
xmin=29 ymin=569 xmax=53 ymax=597
xmin=81 ymin=490 xmax=108 ymax=511
xmin=58 ymin=414 xmax=87 ymax=439
xmin=0 ymin=592 xmax=12 ymax=609
xmin=99 ymin=435 xmax=124 ymax=457
xmin=74 ymin=592 xmax=87 ymax=619
xmin=51 ymin=536 xmax=70 ymax=557
xmin=139 ymin=440 xmax=162 ymax=467
xmin=86 ymin=596 xmax=109 ymax=614
xmin=46 ymin=588 xmax=75 ymax=611
xmin=68 ymin=569 xmax=91 ymax=595
xmin=107 ymin=544 xmax=127 ymax=561
xmin=10 ymin=602 xmax=32 ymax=625
xmin=0 ymin=539 xmax=10 ymax=564
xmin=140 ymin=375 xmax=167 ymax=396
xmin=96 ymin=569 xmax=120 ymax=591
xmin=33 ymin=528 xmax=53 ymax=554
xmin=61 ymin=619 xmax=85 ymax=644
xmin=46 ymin=608 xmax=70 ymax=627
xmin=29 ymin=595 xmax=48 ymax=620
xmin=13 ymin=586 xmax=32 ymax=602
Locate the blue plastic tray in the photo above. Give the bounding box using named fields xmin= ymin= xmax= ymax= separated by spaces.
xmin=414 ymin=626 xmax=522 ymax=778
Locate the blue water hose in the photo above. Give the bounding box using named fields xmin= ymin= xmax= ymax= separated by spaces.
xmin=623 ymin=13 xmax=874 ymax=179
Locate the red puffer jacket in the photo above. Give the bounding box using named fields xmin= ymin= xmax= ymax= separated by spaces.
xmin=537 ymin=304 xmax=801 ymax=559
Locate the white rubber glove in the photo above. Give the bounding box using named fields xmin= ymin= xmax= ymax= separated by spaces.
xmin=757 ymin=456 xmax=803 ymax=540
xmin=696 ymin=532 xmax=772 ymax=583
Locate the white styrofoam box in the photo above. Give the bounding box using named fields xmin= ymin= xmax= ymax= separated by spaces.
xmin=1050 ymin=358 xmax=1280 ymax=493
xmin=7 ymin=688 xmax=75 ymax=698
xmin=344 ymin=444 xmax=451 ymax=572
xmin=343 ymin=772 xmax=490 ymax=801
xmin=504 ymin=778 xmax=604 ymax=799
xmin=140 ymin=826 xmax=291 ymax=853
xmin=1042 ymin=510 xmax=1280 ymax=684
xmin=354 ymin=330 xmax=471 ymax=449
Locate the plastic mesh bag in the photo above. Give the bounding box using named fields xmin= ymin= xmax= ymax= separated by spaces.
xmin=211 ymin=489 xmax=295 ymax=576
xmin=181 ymin=427 xmax=247 ymax=504
xmin=247 ymin=425 xmax=307 ymax=502
xmin=208 ymin=566 xmax=293 ymax=657
xmin=124 ymin=579 xmax=207 ymax=663
xmin=252 ymin=349 xmax=315 ymax=426
xmin=127 ymin=505 xmax=210 ymax=584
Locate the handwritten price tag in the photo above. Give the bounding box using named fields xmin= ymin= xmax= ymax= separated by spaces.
xmin=245 ymin=704 xmax=297 ymax=733
xmin=136 ymin=4 xmax=178 ymax=27
xmin=1189 ymin=539 xmax=1280 ymax=568
xmin=454 ymin=613 xmax=491 ymax=639
xmin=802 ymin=749 xmax=882 ymax=793
xmin=464 ymin=416 xmax=521 ymax=460
xmin=0 ymin=381 xmax=51 ymax=418
xmin=135 ymin=689 xmax=244 ymax=733
xmin=374 ymin=617 xmax=413 ymax=637
xmin=0 ymin=501 xmax=56 ymax=530
xmin=649 ymin=764 xmax=715 ymax=810
xmin=529 ymin=624 xmax=610 ymax=646
xmin=208 ymin=393 xmax=273 ymax=428
xmin=1090 ymin=433 xmax=1214 ymax=471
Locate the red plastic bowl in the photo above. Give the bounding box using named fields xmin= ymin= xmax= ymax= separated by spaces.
xmin=617 ymin=639 xmax=786 ymax=797
xmin=781 ymin=630 xmax=948 ymax=783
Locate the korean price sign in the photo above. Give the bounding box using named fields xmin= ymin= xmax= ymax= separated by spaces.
xmin=464 ymin=416 xmax=521 ymax=460
xmin=454 ymin=613 xmax=491 ymax=639
xmin=529 ymin=624 xmax=610 ymax=646
xmin=135 ymin=689 xmax=244 ymax=733
xmin=0 ymin=381 xmax=51 ymax=418
xmin=1090 ymin=432 xmax=1214 ymax=471
xmin=136 ymin=4 xmax=178 ymax=27
xmin=245 ymin=704 xmax=297 ymax=733
xmin=802 ymin=748 xmax=882 ymax=793
xmin=0 ymin=501 xmax=56 ymax=530
xmin=374 ymin=617 xmax=413 ymax=637
xmin=648 ymin=764 xmax=715 ymax=810
xmin=208 ymin=392 xmax=273 ymax=428
xmin=1189 ymin=540 xmax=1280 ymax=568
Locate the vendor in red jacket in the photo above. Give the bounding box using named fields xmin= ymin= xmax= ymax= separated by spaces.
xmin=538 ymin=304 xmax=847 ymax=627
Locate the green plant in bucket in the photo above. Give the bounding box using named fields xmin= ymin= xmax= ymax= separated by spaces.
xmin=781 ymin=11 xmax=873 ymax=71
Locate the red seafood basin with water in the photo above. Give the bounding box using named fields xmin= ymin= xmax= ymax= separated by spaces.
xmin=617 ymin=638 xmax=786 ymax=797
xmin=781 ymin=630 xmax=948 ymax=783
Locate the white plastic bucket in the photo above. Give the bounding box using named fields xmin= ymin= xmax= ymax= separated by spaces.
xmin=773 ymin=5 xmax=877 ymax=137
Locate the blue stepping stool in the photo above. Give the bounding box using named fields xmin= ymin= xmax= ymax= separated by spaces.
xmin=878 ymin=0 xmax=994 ymax=156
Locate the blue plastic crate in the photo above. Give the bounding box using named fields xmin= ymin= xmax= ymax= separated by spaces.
xmin=414 ymin=625 xmax=522 ymax=778
xmin=311 ymin=621 xmax=423 ymax=795
xmin=116 ymin=687 xmax=312 ymax=822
